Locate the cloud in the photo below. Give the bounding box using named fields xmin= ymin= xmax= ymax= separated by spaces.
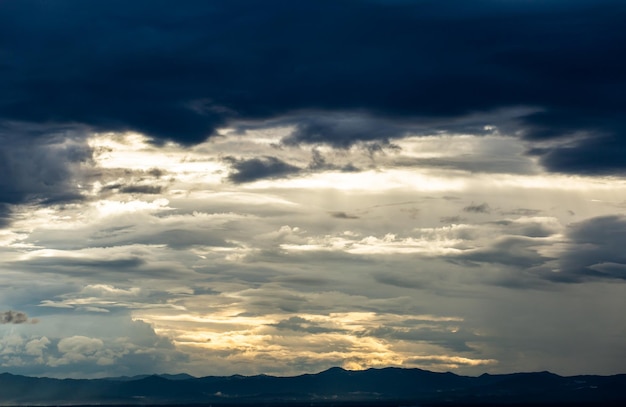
xmin=433 ymin=214 xmax=626 ymax=286
xmin=455 ymin=235 xmax=551 ymax=270
xmin=269 ymin=316 xmax=346 ymax=334
xmin=1 ymin=21 xmax=626 ymax=382
xmin=307 ymin=149 xmax=360 ymax=173
xmin=329 ymin=211 xmax=359 ymax=220
xmin=440 ymin=216 xmax=465 ymax=224
xmin=463 ymin=203 xmax=491 ymax=214
xmin=361 ymin=326 xmax=478 ymax=353
xmin=553 ymin=215 xmax=626 ymax=282
xmin=25 ymin=337 xmax=51 ymax=358
xmin=528 ymin=134 xmax=626 ymax=175
xmin=55 ymin=336 xmax=104 ymax=363
xmin=404 ymin=355 xmax=497 ymax=368
xmin=281 ymin=114 xmax=408 ymax=148
xmin=0 ymin=204 xmax=11 ymax=228
xmin=224 ymin=156 xmax=301 ymax=183
xmin=0 ymin=315 xmax=187 ymax=378
xmin=0 ymin=1 xmax=625 ymax=173
xmin=0 ymin=124 xmax=93 ymax=226
xmin=118 ymin=184 xmax=164 ymax=194
xmin=1 ymin=310 xmax=31 ymax=324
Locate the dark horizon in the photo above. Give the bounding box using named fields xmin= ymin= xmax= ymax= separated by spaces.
xmin=4 ymin=365 xmax=626 ymax=380
xmin=1 ymin=366 xmax=625 ymax=406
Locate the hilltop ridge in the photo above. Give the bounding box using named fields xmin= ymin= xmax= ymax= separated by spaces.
xmin=0 ymin=367 xmax=625 ymax=405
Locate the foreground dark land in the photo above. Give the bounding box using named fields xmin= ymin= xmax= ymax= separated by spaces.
xmin=1 ymin=367 xmax=625 ymax=406
xmin=3 ymin=404 xmax=625 ymax=407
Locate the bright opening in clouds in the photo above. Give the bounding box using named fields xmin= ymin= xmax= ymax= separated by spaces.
xmin=0 ymin=0 xmax=625 ymax=379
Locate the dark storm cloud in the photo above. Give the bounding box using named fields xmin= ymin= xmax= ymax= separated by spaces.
xmin=282 ymin=115 xmax=409 ymax=148
xmin=553 ymin=215 xmax=626 ymax=282
xmin=224 ymin=156 xmax=301 ymax=183
xmin=0 ymin=128 xmax=91 ymax=206
xmin=0 ymin=124 xmax=92 ymax=225
xmin=457 ymin=236 xmax=550 ymax=269
xmin=0 ymin=204 xmax=11 ymax=228
xmin=440 ymin=215 xmax=626 ymax=285
xmin=118 ymin=184 xmax=164 ymax=194
xmin=100 ymin=183 xmax=164 ymax=194
xmin=528 ymin=135 xmax=626 ymax=175
xmin=24 ymin=256 xmax=146 ymax=274
xmin=1 ymin=0 xmax=625 ymax=173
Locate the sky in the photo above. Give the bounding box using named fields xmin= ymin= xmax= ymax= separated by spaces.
xmin=0 ymin=0 xmax=626 ymax=379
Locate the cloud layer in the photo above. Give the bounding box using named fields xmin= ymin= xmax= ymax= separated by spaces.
xmin=1 ymin=1 xmax=625 ymax=379
xmin=1 ymin=0 xmax=625 ymax=174
xmin=0 ymin=131 xmax=623 ymax=377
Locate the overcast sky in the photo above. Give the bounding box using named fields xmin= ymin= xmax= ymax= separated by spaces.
xmin=1 ymin=0 xmax=625 ymax=379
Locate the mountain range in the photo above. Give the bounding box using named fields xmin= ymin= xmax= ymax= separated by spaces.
xmin=1 ymin=367 xmax=625 ymax=406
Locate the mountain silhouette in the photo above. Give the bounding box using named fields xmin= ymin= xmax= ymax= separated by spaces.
xmin=0 ymin=367 xmax=624 ymax=405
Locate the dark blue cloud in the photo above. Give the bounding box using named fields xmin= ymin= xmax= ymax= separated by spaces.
xmin=0 ymin=123 xmax=92 ymax=223
xmin=1 ymin=0 xmax=625 ymax=173
xmin=554 ymin=215 xmax=626 ymax=282
xmin=224 ymin=156 xmax=301 ymax=183
xmin=449 ymin=215 xmax=626 ymax=285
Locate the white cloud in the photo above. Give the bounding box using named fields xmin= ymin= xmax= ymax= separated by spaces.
xmin=25 ymin=337 xmax=50 ymax=357
xmin=58 ymin=336 xmax=103 ymax=353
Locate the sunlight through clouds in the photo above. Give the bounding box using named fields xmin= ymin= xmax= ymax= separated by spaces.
xmin=1 ymin=0 xmax=626 ymax=380
xmin=3 ymin=126 xmax=626 ymax=377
